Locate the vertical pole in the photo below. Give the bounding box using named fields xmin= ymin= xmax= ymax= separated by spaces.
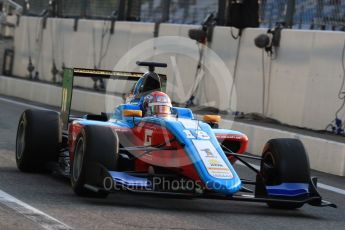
xmin=148 ymin=0 xmax=153 ymax=18
xmin=299 ymin=5 xmax=304 ymax=29
xmin=56 ymin=0 xmax=62 ymax=18
xmin=285 ymin=0 xmax=295 ymax=28
xmin=260 ymin=0 xmax=267 ymax=25
xmin=182 ymin=1 xmax=189 ymax=23
xmin=126 ymin=0 xmax=132 ymax=20
xmin=126 ymin=0 xmax=141 ymax=21
xmin=161 ymin=0 xmax=170 ymax=22
xmin=269 ymin=6 xmax=272 ymax=28
xmin=217 ymin=0 xmax=227 ymax=26
xmin=118 ymin=0 xmax=126 ymax=20
xmin=50 ymin=0 xmax=57 ymax=17
xmin=313 ymin=0 xmax=324 ymax=29
xmin=80 ymin=0 xmax=87 ymax=18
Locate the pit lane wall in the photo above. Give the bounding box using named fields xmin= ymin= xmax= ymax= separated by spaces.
xmin=9 ymin=16 xmax=345 ymax=132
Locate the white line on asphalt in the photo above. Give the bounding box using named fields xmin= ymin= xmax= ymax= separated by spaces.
xmin=0 ymin=96 xmax=49 ymax=110
xmin=0 ymin=189 xmax=72 ymax=230
xmin=235 ymin=161 xmax=345 ymax=196
xmin=317 ymin=183 xmax=345 ymax=196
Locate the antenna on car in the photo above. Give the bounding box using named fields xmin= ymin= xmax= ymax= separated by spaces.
xmin=136 ymin=61 xmax=167 ymax=72
xmin=196 ymin=116 xmax=201 ymax=139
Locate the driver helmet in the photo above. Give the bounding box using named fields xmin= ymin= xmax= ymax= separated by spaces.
xmin=143 ymin=91 xmax=172 ymax=116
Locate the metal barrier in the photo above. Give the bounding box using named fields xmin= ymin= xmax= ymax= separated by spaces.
xmin=260 ymin=0 xmax=345 ymax=30
xmin=8 ymin=0 xmax=345 ymax=30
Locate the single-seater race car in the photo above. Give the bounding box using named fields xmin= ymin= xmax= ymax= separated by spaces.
xmin=15 ymin=61 xmax=336 ymax=209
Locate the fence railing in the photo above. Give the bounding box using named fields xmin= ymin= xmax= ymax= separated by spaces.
xmin=260 ymin=0 xmax=345 ymax=30
xmin=7 ymin=0 xmax=345 ymax=31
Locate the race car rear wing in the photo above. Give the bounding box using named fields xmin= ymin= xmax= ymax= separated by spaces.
xmin=60 ymin=68 xmax=167 ymax=130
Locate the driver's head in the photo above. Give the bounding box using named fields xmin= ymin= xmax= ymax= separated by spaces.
xmin=143 ymin=91 xmax=172 ymax=116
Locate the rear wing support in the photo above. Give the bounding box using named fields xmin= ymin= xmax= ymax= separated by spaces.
xmin=60 ymin=68 xmax=167 ymax=131
xmin=60 ymin=68 xmax=144 ymax=130
xmin=60 ymin=68 xmax=74 ymax=131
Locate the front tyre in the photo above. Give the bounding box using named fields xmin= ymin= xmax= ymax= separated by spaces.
xmin=260 ymin=138 xmax=310 ymax=209
xmin=71 ymin=126 xmax=118 ymax=198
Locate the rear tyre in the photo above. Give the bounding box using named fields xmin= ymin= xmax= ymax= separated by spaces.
xmin=16 ymin=109 xmax=60 ymax=172
xmin=71 ymin=126 xmax=118 ymax=198
xmin=260 ymin=138 xmax=310 ymax=209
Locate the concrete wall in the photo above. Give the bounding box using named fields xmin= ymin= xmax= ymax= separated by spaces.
xmin=8 ymin=16 xmax=345 ymax=131
xmin=0 ymin=76 xmax=122 ymax=114
xmin=221 ymin=119 xmax=345 ymax=176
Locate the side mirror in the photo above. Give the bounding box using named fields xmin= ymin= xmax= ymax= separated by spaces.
xmin=123 ymin=110 xmax=142 ymax=117
xmin=203 ymin=115 xmax=221 ymax=128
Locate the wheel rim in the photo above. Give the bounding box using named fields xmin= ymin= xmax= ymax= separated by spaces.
xmin=73 ymin=138 xmax=85 ymax=182
xmin=262 ymin=151 xmax=277 ymax=184
xmin=16 ymin=121 xmax=26 ymax=160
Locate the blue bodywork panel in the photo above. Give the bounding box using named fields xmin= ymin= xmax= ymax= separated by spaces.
xmin=109 ymin=171 xmax=151 ymax=189
xmin=266 ymin=183 xmax=309 ymax=197
xmin=171 ymin=107 xmax=194 ymax=119
xmin=138 ymin=116 xmax=242 ymax=194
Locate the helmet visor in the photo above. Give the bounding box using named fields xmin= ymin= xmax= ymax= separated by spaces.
xmin=151 ymin=105 xmax=171 ymax=115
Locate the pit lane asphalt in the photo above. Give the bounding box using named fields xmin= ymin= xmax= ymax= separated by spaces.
xmin=0 ymin=95 xmax=344 ymax=230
